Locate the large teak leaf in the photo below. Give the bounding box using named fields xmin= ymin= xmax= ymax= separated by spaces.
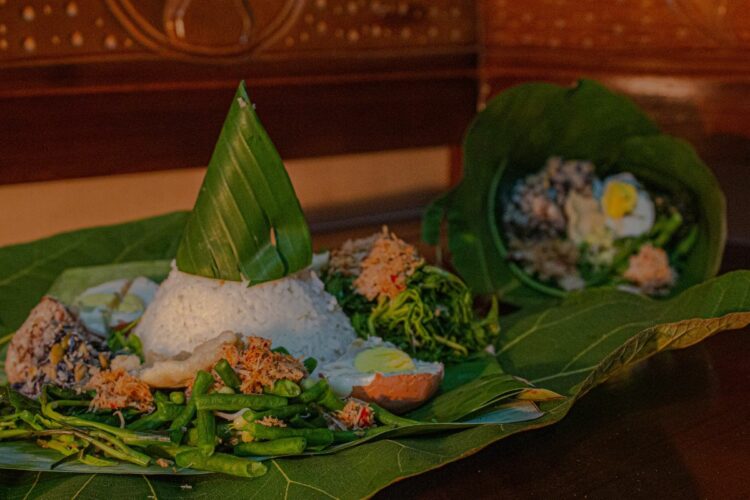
xmin=0 ymin=217 xmax=747 ymax=499
xmin=176 ymin=81 xmax=312 ymax=284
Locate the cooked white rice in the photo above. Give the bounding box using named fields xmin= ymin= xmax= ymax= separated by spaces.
xmin=135 ymin=262 xmax=356 ymax=363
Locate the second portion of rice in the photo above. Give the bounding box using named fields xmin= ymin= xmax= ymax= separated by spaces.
xmin=135 ymin=262 xmax=356 ymax=363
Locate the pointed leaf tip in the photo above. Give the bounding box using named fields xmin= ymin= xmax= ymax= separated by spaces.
xmin=176 ymin=82 xmax=312 ymax=283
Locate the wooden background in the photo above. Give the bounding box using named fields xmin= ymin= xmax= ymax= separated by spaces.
xmin=1 ymin=0 xmax=748 ymax=242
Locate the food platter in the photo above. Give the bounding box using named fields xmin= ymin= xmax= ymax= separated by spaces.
xmin=0 ymin=81 xmax=748 ymax=499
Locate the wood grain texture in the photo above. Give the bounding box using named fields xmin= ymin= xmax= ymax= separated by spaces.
xmin=0 ymin=0 xmax=478 ymax=183
xmin=0 ymin=0 xmax=476 ymax=65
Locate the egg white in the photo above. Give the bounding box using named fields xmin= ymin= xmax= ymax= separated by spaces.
xmin=601 ymin=173 xmax=655 ymax=238
xmin=318 ymin=337 xmax=443 ymax=398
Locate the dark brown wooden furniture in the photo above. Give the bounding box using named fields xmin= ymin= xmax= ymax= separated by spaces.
xmin=2 ymin=0 xmax=748 ymax=242
xmin=0 ymin=0 xmax=478 ymax=183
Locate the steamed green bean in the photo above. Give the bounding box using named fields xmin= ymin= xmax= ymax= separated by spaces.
xmin=297 ymin=379 xmax=328 ymax=404
xmin=169 ymin=370 xmax=213 ymax=443
xmin=241 ymin=404 xmax=309 ymax=423
xmin=242 ymin=423 xmax=334 ymax=447
xmin=214 ymin=359 xmax=242 ymax=390
xmin=194 ymin=393 xmax=287 ymax=412
xmin=175 ymin=449 xmax=267 ymax=478
xmin=264 ymin=379 xmax=301 ymax=398
xmin=234 ymin=437 xmax=307 ymax=457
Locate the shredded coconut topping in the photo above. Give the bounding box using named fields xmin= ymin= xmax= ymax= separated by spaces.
xmin=256 ymin=416 xmax=287 ymax=428
xmin=330 ymin=227 xmax=423 ymax=301
xmin=208 ymin=336 xmax=306 ymax=395
xmin=624 ymin=244 xmax=675 ymax=293
xmin=334 ymin=399 xmax=375 ymax=430
xmin=86 ymin=368 xmax=154 ymax=412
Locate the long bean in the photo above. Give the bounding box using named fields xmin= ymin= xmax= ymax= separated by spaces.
xmin=77 ymin=433 xmax=150 ymax=467
xmin=169 ymin=370 xmax=213 ymax=443
xmin=39 ymin=429 xmax=151 ymax=467
xmin=194 ymin=393 xmax=287 ymax=412
xmin=234 ymin=437 xmax=307 ymax=457
xmin=41 ymin=401 xmax=169 ymax=446
xmin=169 ymin=391 xmax=186 ymax=405
xmin=264 ymin=379 xmax=301 ymax=398
xmin=288 ymin=414 xmax=316 ymax=429
xmin=0 ymin=429 xmax=33 ymax=439
xmin=317 ymin=387 xmax=345 ymax=412
xmin=332 ymin=430 xmax=366 ymax=443
xmin=175 ymin=449 xmax=267 ymax=478
xmin=153 ymin=391 xmax=169 ymax=404
xmin=303 ymin=358 xmax=317 ymax=374
xmin=673 ymin=225 xmax=698 ymax=258
xmin=241 ymin=404 xmax=309 ymax=423
xmin=196 ymin=404 xmax=216 ymax=456
xmin=88 ymin=430 xmax=152 ymax=467
xmin=242 ymin=423 xmax=334 ymax=447
xmin=214 ymin=359 xmax=242 ymax=390
xmin=128 ymin=402 xmax=182 ymax=431
xmin=186 ymin=427 xmax=198 ymax=447
xmin=652 ymin=211 xmax=683 ymax=248
xmin=371 ymin=404 xmax=419 ymax=427
xmin=297 ymin=379 xmax=328 ymax=404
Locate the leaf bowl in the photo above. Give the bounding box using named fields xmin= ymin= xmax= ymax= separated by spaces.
xmin=423 ymin=80 xmax=726 ymax=306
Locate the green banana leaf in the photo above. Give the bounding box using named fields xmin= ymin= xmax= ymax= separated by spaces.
xmin=0 ymin=215 xmax=748 ymax=498
xmin=422 ymin=80 xmax=726 ymax=306
xmin=176 ymin=81 xmax=312 ymax=284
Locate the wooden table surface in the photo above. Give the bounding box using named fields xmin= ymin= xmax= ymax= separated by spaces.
xmin=316 ymin=221 xmax=750 ymax=499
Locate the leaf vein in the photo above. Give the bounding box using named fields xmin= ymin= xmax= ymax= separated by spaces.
xmin=142 ymin=474 xmax=158 ymax=500
xmin=272 ymin=460 xmax=339 ymax=500
xmin=70 ymin=474 xmax=96 ymax=500
xmin=21 ymin=471 xmax=41 ymax=500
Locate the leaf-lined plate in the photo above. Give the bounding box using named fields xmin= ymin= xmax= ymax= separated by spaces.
xmin=0 ymin=215 xmax=748 ymax=498
xmin=423 ymin=80 xmax=726 ymax=306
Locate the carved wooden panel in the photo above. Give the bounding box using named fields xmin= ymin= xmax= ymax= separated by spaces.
xmin=0 ymin=0 xmax=479 ymax=184
xmin=0 ymin=0 xmax=475 ymax=66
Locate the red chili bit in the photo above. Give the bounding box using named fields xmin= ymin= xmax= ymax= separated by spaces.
xmin=358 ymin=406 xmax=373 ymax=427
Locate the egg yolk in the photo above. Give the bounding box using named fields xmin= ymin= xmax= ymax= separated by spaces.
xmin=354 ymin=347 xmax=415 ymax=373
xmin=602 ymin=181 xmax=638 ymax=219
xmin=77 ymin=292 xmax=117 ymax=309
xmin=116 ymin=294 xmax=145 ymax=314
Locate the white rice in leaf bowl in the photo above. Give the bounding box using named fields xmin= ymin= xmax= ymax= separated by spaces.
xmin=136 ymin=262 xmax=356 ymax=363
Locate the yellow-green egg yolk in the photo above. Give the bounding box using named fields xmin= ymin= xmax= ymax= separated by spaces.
xmin=354 ymin=347 xmax=415 ymax=374
xmin=602 ymin=181 xmax=638 ymax=219
xmin=77 ymin=293 xmax=117 ymax=309
xmin=116 ymin=294 xmax=145 ymax=314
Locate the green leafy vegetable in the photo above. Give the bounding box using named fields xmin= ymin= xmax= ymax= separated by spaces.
xmin=175 ymin=81 xmax=312 ymax=284
xmin=325 ymin=265 xmax=500 ymax=362
xmin=423 ymin=80 xmax=725 ymax=305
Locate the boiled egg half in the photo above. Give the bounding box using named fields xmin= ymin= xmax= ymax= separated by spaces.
xmin=600 ymin=173 xmax=655 ymax=238
xmin=74 ymin=277 xmax=159 ymax=336
xmin=318 ymin=337 xmax=444 ymax=414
